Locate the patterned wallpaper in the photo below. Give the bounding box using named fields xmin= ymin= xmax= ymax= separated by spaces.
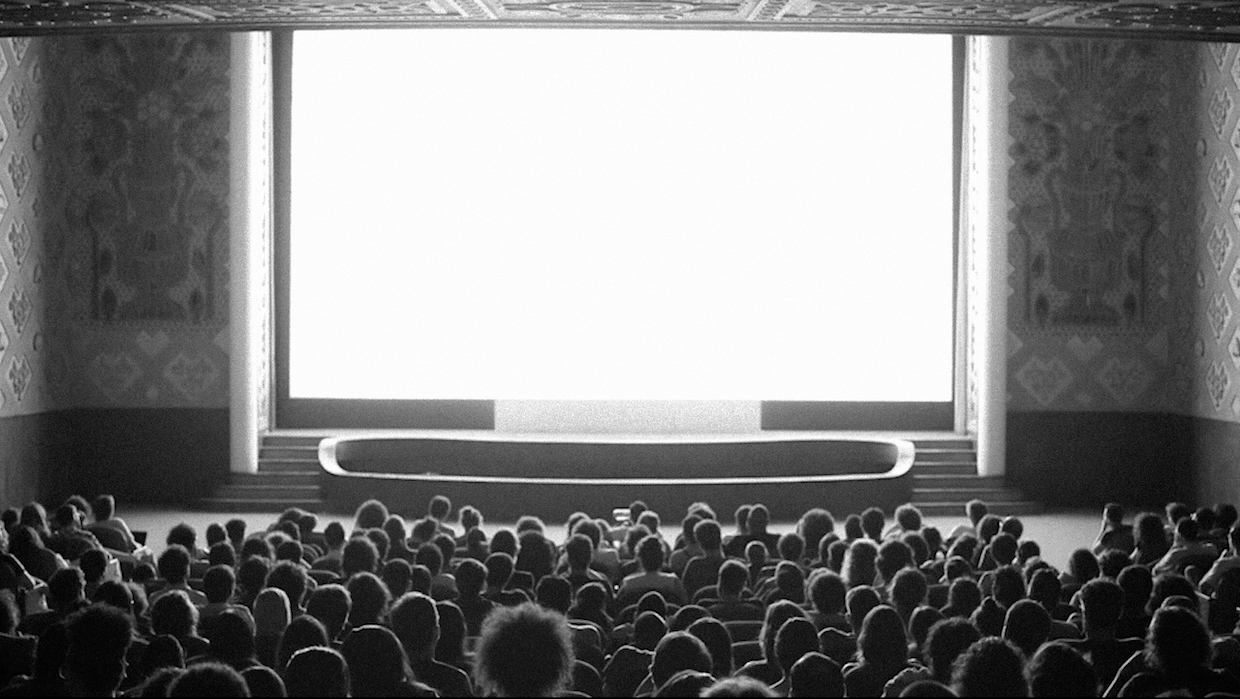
xmin=0 ymin=36 xmax=56 ymax=417
xmin=1006 ymin=38 xmax=1200 ymax=414
xmin=1185 ymin=43 xmax=1240 ymax=423
xmin=0 ymin=33 xmax=231 ymax=417
xmin=52 ymin=34 xmax=230 ymax=410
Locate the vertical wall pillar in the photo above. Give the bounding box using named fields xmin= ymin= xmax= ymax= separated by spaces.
xmin=229 ymin=33 xmax=271 ymax=475
xmin=963 ymin=36 xmax=1010 ymax=477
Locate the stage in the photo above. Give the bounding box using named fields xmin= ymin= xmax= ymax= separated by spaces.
xmin=315 ymin=430 xmax=927 ymax=521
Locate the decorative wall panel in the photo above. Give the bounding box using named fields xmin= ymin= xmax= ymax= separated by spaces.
xmin=46 ymin=33 xmax=230 ymax=409
xmin=1187 ymin=42 xmax=1240 ymax=422
xmin=0 ymin=37 xmax=58 ymax=417
xmin=1006 ymin=37 xmax=1198 ymax=413
xmin=64 ymin=34 xmax=228 ymax=324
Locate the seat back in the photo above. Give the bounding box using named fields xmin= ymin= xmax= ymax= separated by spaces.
xmin=731 ymin=640 xmax=763 ymax=666
xmin=1210 ymin=566 xmax=1240 ymax=634
xmin=724 ymin=620 xmax=763 ymax=642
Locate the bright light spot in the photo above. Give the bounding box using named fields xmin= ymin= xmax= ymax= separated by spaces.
xmin=290 ymin=29 xmax=954 ymax=401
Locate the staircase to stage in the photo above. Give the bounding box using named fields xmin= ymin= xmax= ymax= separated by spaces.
xmin=199 ymin=434 xmax=325 ymax=512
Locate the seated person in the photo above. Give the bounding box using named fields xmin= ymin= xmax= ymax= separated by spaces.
xmin=681 ymin=520 xmax=728 ymax=599
xmin=602 ymin=610 xmax=665 ymax=697
xmin=1063 ymin=578 xmax=1142 ymax=690
xmin=474 ymin=602 xmax=575 ymax=698
xmin=805 ymin=569 xmax=848 ymax=632
xmin=19 ymin=567 xmax=89 ymax=638
xmin=1201 ymin=524 xmax=1240 ymax=595
xmin=706 ymin=559 xmax=764 ymax=622
xmin=310 ymin=522 xmax=347 ymax=574
xmin=149 ymin=545 xmax=208 ymax=607
xmin=563 ymin=534 xmax=612 ymax=607
xmin=724 ymin=504 xmax=780 ymax=559
xmin=667 ymin=515 xmax=704 ymax=578
xmin=1093 ymin=503 xmax=1135 ymax=556
xmin=415 ymin=542 xmax=458 ymax=602
xmin=427 ymin=495 xmax=457 ymax=540
xmin=1153 ymin=517 xmax=1219 ymax=577
xmin=452 ymin=557 xmax=495 ymax=636
xmin=615 ymin=535 xmax=687 ymax=611
xmin=198 ymin=565 xmax=255 ymax=635
xmin=483 ymin=552 xmax=530 ymax=607
xmin=44 ymin=505 xmax=101 ymax=562
xmin=86 ymin=495 xmax=137 ymax=554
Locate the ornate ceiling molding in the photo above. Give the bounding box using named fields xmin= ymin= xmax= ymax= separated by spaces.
xmin=0 ymin=0 xmax=1238 ymax=39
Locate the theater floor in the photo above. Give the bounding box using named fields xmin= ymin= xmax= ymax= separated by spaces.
xmin=120 ymin=506 xmax=1106 ymax=574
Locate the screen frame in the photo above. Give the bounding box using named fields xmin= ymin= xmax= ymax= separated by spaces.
xmin=272 ymin=30 xmax=963 ymax=431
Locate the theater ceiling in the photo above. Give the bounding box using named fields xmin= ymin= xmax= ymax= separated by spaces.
xmin=0 ymin=0 xmax=1236 ymax=40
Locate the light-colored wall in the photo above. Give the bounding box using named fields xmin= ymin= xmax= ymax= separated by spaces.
xmin=0 ymin=37 xmax=57 ymax=418
xmin=1185 ymin=42 xmax=1240 ymax=423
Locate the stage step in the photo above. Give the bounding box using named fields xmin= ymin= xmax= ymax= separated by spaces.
xmin=909 ymin=438 xmax=976 ymax=451
xmin=227 ymin=472 xmax=321 ymax=487
xmin=912 ymin=501 xmax=1044 ymax=516
xmin=917 ymin=483 xmax=1021 ymax=500
xmin=260 ymin=445 xmax=319 ymax=460
xmin=903 ymin=436 xmax=1041 ymax=516
xmin=913 ymin=449 xmax=977 ymax=464
xmin=913 ymin=462 xmax=978 ymax=476
xmin=257 ymin=459 xmax=321 ymax=474
xmin=261 ymin=434 xmax=323 ymax=448
xmin=912 ymin=474 xmax=1006 ymax=489
xmin=197 ymin=497 xmax=327 ymax=513
xmin=198 ymin=434 xmax=328 ymax=512
xmin=214 ymin=483 xmax=322 ymax=500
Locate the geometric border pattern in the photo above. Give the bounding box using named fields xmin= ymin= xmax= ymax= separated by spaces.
xmin=0 ymin=2 xmax=1230 ymax=38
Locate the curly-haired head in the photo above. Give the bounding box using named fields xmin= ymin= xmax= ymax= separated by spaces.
xmin=474 ymin=603 xmax=574 ymax=697
xmin=950 ymin=637 xmax=1027 ymax=697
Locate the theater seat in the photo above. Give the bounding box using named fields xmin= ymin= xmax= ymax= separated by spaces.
xmin=1210 ymin=568 xmax=1240 ymax=634
xmin=307 ymin=569 xmax=336 ymax=586
xmin=731 ymin=640 xmax=763 ymax=666
xmin=572 ymin=659 xmax=602 ymax=697
xmin=691 ymin=585 xmax=719 ymax=605
xmin=724 ymin=620 xmax=763 ymax=642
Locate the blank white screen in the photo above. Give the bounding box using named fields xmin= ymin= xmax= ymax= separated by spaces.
xmin=289 ymin=29 xmax=954 ymax=401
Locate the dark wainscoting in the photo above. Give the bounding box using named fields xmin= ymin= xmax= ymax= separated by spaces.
xmin=34 ymin=408 xmax=230 ymax=507
xmin=1006 ymin=411 xmax=1197 ymax=508
xmin=0 ymin=412 xmax=57 ymax=511
xmin=1189 ymin=416 xmax=1240 ymax=507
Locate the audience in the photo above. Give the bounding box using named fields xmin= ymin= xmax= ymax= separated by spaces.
xmin=8 ymin=492 xmax=1240 ymax=697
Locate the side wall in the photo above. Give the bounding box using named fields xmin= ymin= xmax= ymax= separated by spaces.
xmin=0 ymin=37 xmax=60 ymax=508
xmin=1002 ymin=38 xmax=1217 ymax=507
xmin=0 ymin=34 xmax=231 ymax=510
xmin=1185 ymin=43 xmax=1240 ymax=506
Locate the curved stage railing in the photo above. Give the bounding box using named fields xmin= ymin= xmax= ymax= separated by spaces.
xmin=319 ymin=433 xmax=915 ymax=520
